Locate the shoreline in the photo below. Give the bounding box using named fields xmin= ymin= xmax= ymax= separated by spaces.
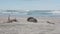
xmin=0 ymin=16 xmax=60 ymax=23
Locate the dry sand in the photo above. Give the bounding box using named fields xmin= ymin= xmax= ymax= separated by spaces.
xmin=0 ymin=16 xmax=60 ymax=34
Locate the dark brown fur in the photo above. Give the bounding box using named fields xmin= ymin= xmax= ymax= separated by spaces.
xmin=27 ymin=17 xmax=37 ymax=23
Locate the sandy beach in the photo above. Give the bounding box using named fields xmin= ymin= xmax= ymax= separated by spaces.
xmin=0 ymin=16 xmax=60 ymax=34
xmin=0 ymin=16 xmax=60 ymax=23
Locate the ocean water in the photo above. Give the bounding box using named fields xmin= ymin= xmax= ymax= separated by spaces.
xmin=0 ymin=10 xmax=60 ymax=17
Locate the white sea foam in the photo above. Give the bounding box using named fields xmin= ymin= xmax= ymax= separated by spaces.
xmin=0 ymin=10 xmax=60 ymax=16
xmin=51 ymin=10 xmax=60 ymax=15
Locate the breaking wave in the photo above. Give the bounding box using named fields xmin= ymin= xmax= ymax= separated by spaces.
xmin=0 ymin=10 xmax=60 ymax=17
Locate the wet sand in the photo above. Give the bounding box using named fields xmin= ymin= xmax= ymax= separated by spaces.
xmin=0 ymin=16 xmax=60 ymax=23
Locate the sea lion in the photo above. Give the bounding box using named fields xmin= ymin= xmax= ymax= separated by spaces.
xmin=27 ymin=17 xmax=37 ymax=23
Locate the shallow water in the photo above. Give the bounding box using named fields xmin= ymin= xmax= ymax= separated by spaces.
xmin=0 ymin=10 xmax=60 ymax=17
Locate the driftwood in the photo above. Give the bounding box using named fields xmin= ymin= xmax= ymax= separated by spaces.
xmin=7 ymin=15 xmax=18 ymax=23
xmin=47 ymin=21 xmax=55 ymax=24
xmin=27 ymin=17 xmax=37 ymax=23
xmin=7 ymin=19 xmax=18 ymax=23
